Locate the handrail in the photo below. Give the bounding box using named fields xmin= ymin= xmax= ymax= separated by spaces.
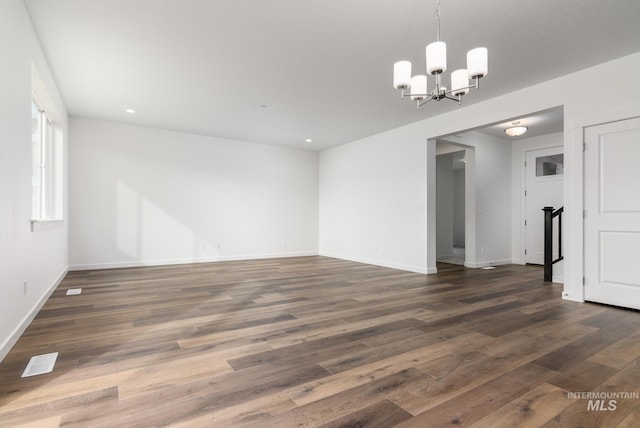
xmin=542 ymin=206 xmax=564 ymax=282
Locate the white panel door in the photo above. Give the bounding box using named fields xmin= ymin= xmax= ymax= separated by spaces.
xmin=525 ymin=147 xmax=564 ymax=265
xmin=585 ymin=117 xmax=640 ymax=310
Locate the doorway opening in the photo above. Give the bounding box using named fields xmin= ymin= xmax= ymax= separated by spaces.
xmin=524 ymin=146 xmax=564 ymax=267
xmin=436 ymin=141 xmax=472 ymax=266
xmin=427 ymin=106 xmax=564 ymax=274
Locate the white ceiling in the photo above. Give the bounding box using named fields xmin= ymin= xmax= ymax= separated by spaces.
xmin=474 ymin=107 xmax=565 ymax=141
xmin=25 ymin=0 xmax=640 ymax=151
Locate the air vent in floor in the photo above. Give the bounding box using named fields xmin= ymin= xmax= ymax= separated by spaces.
xmin=22 ymin=352 xmax=59 ymax=378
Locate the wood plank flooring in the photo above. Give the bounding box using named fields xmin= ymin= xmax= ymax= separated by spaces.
xmin=1 ymin=256 xmax=639 ymax=427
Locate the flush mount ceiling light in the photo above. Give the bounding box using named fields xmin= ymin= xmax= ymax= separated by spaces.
xmin=393 ymin=0 xmax=488 ymax=109
xmin=125 ymin=108 xmax=135 ymax=114
xmin=505 ymin=121 xmax=528 ymax=137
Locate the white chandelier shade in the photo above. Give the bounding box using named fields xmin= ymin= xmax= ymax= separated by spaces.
xmin=393 ymin=1 xmax=488 ymax=108
xmin=411 ymin=75 xmax=428 ymax=101
xmin=393 ymin=61 xmax=412 ymax=89
xmin=451 ymin=69 xmax=469 ymax=96
xmin=426 ymin=41 xmax=447 ymax=74
xmin=467 ymin=47 xmax=488 ymax=78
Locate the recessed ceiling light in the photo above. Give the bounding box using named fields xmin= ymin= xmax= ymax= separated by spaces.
xmin=125 ymin=108 xmax=135 ymax=114
xmin=305 ymin=139 xmax=312 ymax=143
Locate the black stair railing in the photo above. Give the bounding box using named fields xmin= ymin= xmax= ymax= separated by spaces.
xmin=542 ymin=206 xmax=564 ymax=282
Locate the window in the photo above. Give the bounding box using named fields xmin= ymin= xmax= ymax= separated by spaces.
xmin=535 ymin=154 xmax=564 ymax=177
xmin=31 ymin=63 xmax=65 ymax=226
xmin=31 ymin=64 xmax=63 ymax=223
xmin=31 ymin=98 xmax=62 ymax=221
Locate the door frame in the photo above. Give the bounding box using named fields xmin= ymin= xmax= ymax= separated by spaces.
xmin=563 ymin=107 xmax=640 ymax=303
xmin=427 ymin=138 xmax=476 ymax=273
xmin=435 ymin=142 xmax=472 ymax=265
xmin=515 ymin=139 xmax=564 ymax=267
xmin=524 ymin=146 xmax=564 ymax=267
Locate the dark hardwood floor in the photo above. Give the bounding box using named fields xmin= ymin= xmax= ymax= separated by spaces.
xmin=1 ymin=256 xmax=639 ymax=427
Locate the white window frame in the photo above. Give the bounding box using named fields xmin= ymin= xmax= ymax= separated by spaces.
xmin=31 ymin=65 xmax=63 ymax=224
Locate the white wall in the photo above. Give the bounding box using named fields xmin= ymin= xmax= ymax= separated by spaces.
xmin=463 ymin=131 xmax=512 ymax=267
xmin=319 ymin=51 xmax=640 ymax=300
xmin=0 ymin=0 xmax=69 ymax=361
xmin=69 ymin=118 xmax=318 ymax=269
xmin=318 ymin=131 xmax=428 ymax=273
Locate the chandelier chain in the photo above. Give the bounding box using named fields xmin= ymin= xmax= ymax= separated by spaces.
xmin=434 ymin=0 xmax=441 ymax=41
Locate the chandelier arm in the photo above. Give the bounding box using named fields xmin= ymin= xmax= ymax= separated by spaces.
xmin=442 ymin=87 xmax=470 ymax=97
xmin=443 ymin=81 xmax=481 ymax=97
xmin=400 ymin=93 xmax=430 ymax=99
xmin=443 ymin=95 xmax=461 ymax=104
xmin=418 ymin=97 xmax=436 ymax=108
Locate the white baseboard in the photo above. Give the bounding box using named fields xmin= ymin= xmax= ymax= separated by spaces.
xmin=319 ymin=251 xmax=433 ymax=274
xmin=0 ymin=267 xmax=68 ymax=363
xmin=436 ymin=253 xmax=454 ymax=259
xmin=69 ymin=251 xmax=318 ymax=271
xmin=464 ymin=259 xmax=513 ymax=269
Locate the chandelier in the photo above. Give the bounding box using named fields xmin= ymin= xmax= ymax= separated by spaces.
xmin=393 ymin=0 xmax=488 ymax=108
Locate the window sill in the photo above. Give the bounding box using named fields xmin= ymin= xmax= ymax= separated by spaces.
xmin=31 ymin=219 xmax=64 ymax=232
